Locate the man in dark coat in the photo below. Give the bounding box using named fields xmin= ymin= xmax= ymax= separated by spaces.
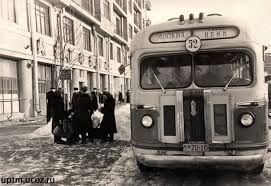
xmin=71 ymin=87 xmax=79 ymax=111
xmin=52 ymin=88 xmax=65 ymax=144
xmin=100 ymin=91 xmax=117 ymax=142
xmin=75 ymin=86 xmax=94 ymax=144
xmin=126 ymin=90 xmax=130 ymax=103
xmin=46 ymin=87 xmax=56 ymax=122
xmin=118 ymin=91 xmax=123 ymax=103
xmin=91 ymin=88 xmax=98 ymax=111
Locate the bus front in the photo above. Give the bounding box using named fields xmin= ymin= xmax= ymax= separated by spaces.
xmin=130 ymin=15 xmax=269 ymax=174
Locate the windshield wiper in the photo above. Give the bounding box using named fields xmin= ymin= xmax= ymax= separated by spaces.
xmin=149 ymin=67 xmax=166 ymax=94
xmin=223 ymin=71 xmax=238 ymax=91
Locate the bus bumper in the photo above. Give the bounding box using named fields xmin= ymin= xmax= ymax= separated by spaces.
xmin=135 ymin=153 xmax=266 ymax=171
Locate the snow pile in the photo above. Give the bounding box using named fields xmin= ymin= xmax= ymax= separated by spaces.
xmin=115 ymin=104 xmax=131 ymax=141
xmin=29 ymin=119 xmax=52 ymax=138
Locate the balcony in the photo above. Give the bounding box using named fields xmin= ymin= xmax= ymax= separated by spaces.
xmin=145 ymin=0 xmax=151 ymax=10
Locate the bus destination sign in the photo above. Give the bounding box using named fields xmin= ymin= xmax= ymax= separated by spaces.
xmin=194 ymin=27 xmax=239 ymax=40
xmin=150 ymin=27 xmax=239 ymax=43
xmin=150 ymin=30 xmax=190 ymax=43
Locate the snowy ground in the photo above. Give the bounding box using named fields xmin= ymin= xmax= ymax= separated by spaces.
xmin=1 ymin=103 xmax=271 ymax=185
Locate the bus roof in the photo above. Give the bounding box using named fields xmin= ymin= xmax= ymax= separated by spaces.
xmin=130 ymin=15 xmax=271 ymax=56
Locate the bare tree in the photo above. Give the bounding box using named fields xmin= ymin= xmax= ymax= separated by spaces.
xmin=53 ymin=7 xmax=83 ymax=89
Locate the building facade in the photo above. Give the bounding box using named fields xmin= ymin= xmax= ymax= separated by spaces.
xmin=0 ymin=0 xmax=151 ymax=120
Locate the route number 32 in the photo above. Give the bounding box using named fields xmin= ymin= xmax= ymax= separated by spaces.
xmin=185 ymin=36 xmax=201 ymax=52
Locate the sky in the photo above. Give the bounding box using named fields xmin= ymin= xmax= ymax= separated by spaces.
xmin=148 ymin=0 xmax=271 ymax=25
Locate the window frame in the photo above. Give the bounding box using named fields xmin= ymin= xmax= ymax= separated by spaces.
xmin=194 ymin=50 xmax=254 ymax=88
xmin=139 ymin=53 xmax=193 ymax=90
xmin=98 ymin=36 xmax=104 ymax=56
xmin=83 ymin=27 xmax=91 ymax=51
xmin=35 ymin=0 xmax=51 ymax=36
xmin=110 ymin=43 xmax=113 ymax=60
xmin=103 ymin=0 xmax=110 ymax=20
xmin=117 ymin=47 xmax=121 ymax=63
xmin=63 ymin=16 xmax=74 ymax=45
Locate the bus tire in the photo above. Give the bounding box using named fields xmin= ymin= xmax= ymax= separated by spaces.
xmin=137 ymin=161 xmax=152 ymax=172
xmin=243 ymin=164 xmax=264 ymax=175
xmin=249 ymin=164 xmax=264 ymax=175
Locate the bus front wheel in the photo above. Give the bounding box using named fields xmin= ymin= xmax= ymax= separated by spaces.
xmin=249 ymin=164 xmax=264 ymax=175
xmin=243 ymin=164 xmax=264 ymax=175
xmin=136 ymin=161 xmax=152 ymax=172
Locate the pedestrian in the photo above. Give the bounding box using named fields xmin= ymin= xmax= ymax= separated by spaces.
xmin=118 ymin=91 xmax=123 ymax=103
xmin=71 ymin=87 xmax=79 ymax=111
xmin=98 ymin=89 xmax=104 ymax=104
xmin=74 ymin=86 xmax=94 ymax=144
xmin=91 ymin=88 xmax=98 ymax=111
xmin=99 ymin=91 xmax=117 ymax=142
xmin=70 ymin=87 xmax=80 ymax=142
xmin=52 ymin=88 xmax=65 ymax=144
xmin=46 ymin=87 xmax=56 ymax=123
xmin=126 ymin=90 xmax=130 ymax=103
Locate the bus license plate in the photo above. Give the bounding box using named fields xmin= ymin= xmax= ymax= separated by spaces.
xmin=183 ymin=144 xmax=209 ymax=152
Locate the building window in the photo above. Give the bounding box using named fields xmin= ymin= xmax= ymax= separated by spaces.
xmin=38 ymin=64 xmax=52 ymax=94
xmin=82 ymin=0 xmax=94 ymax=16
xmin=124 ymin=50 xmax=127 ymax=65
xmin=83 ymin=27 xmax=91 ymax=51
xmin=117 ymin=47 xmax=121 ymax=63
xmin=35 ymin=1 xmax=50 ymax=36
xmin=0 ymin=0 xmax=16 ymax=23
xmin=129 ymin=0 xmax=132 ymax=13
xmin=103 ymin=0 xmax=110 ymax=20
xmin=98 ymin=36 xmax=103 ymax=56
xmin=115 ymin=15 xmax=122 ymax=36
xmin=129 ymin=24 xmax=133 ymax=39
xmin=63 ymin=17 xmax=74 ymax=45
xmin=110 ymin=43 xmax=113 ymax=60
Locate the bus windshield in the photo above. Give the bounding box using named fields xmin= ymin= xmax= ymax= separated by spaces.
xmin=140 ymin=51 xmax=253 ymax=89
xmin=140 ymin=54 xmax=192 ymax=89
xmin=194 ymin=52 xmax=253 ymax=87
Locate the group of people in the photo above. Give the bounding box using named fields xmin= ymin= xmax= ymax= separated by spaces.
xmin=118 ymin=90 xmax=130 ymax=103
xmin=46 ymin=86 xmax=117 ymax=145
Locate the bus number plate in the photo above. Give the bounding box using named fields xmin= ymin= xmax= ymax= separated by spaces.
xmin=183 ymin=144 xmax=209 ymax=152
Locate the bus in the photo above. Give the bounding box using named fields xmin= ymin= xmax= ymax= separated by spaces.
xmin=130 ymin=13 xmax=269 ymax=174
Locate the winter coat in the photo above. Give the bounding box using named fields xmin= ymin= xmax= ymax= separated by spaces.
xmin=46 ymin=90 xmax=55 ymax=122
xmin=52 ymin=91 xmax=65 ymax=133
xmin=126 ymin=91 xmax=130 ymax=103
xmin=91 ymin=91 xmax=98 ymax=111
xmin=74 ymin=92 xmax=94 ymax=133
xmin=71 ymin=92 xmax=79 ymax=112
xmin=100 ymin=92 xmax=117 ymax=134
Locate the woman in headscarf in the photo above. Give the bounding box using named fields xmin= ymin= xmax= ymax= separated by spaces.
xmin=99 ymin=91 xmax=117 ymax=142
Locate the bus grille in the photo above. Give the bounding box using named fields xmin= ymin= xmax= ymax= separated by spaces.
xmin=183 ymin=89 xmax=205 ymax=142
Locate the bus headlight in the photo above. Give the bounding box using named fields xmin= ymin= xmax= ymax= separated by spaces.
xmin=240 ymin=113 xmax=254 ymax=127
xmin=141 ymin=115 xmax=153 ymax=128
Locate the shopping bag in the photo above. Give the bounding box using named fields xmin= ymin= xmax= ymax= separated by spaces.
xmin=91 ymin=110 xmax=104 ymax=128
xmin=53 ymin=125 xmax=64 ymax=137
xmin=63 ymin=119 xmax=74 ymax=138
